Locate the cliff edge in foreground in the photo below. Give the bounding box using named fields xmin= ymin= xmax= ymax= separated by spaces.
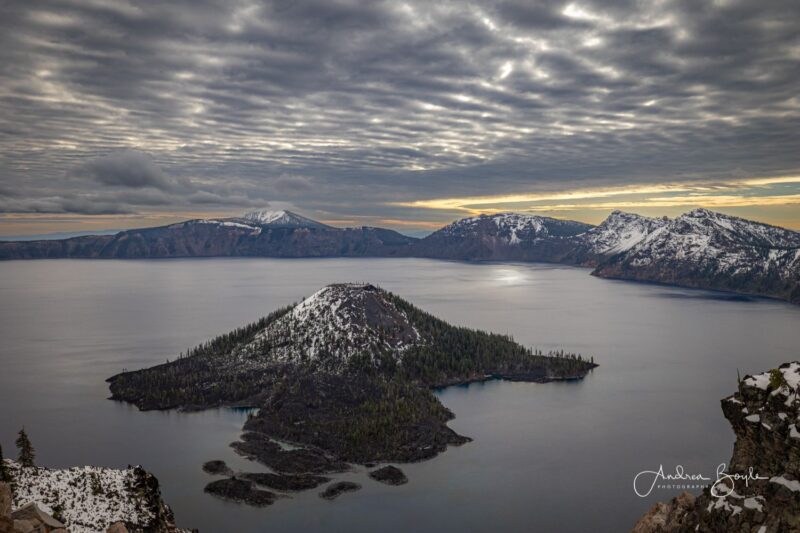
xmin=2 ymin=461 xmax=192 ymax=533
xmin=633 ymin=362 xmax=800 ymax=532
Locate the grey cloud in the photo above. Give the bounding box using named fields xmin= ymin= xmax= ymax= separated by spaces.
xmin=79 ymin=150 xmax=171 ymax=190
xmin=273 ymin=174 xmax=314 ymax=193
xmin=0 ymin=0 xmax=798 ymax=219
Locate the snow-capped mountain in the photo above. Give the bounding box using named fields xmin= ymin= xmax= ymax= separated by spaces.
xmin=1 ymin=206 xmax=798 ymax=304
xmin=0 ymin=210 xmax=416 ymax=259
xmin=240 ymin=209 xmax=330 ymax=229
xmin=593 ymin=209 xmax=800 ymax=303
xmin=412 ymin=212 xmax=592 ymax=261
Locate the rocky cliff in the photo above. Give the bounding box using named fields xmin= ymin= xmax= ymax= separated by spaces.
xmin=3 ymin=461 xmax=192 ymax=533
xmin=632 ymin=362 xmax=800 ymax=532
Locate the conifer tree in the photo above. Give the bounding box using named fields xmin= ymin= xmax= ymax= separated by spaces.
xmin=16 ymin=428 xmax=35 ymax=468
xmin=0 ymin=443 xmax=12 ymax=482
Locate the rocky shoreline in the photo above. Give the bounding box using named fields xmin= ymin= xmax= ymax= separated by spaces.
xmin=199 ymin=459 xmax=406 ymax=505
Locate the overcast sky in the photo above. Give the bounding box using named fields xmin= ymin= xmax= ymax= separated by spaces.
xmin=1 ymin=0 xmax=799 ymax=235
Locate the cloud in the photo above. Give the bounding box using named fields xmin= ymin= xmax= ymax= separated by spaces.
xmin=79 ymin=149 xmax=171 ymax=190
xmin=0 ymin=0 xmax=797 ymax=227
xmin=273 ymin=174 xmax=314 ymax=193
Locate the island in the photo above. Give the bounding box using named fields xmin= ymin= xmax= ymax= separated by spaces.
xmin=107 ymin=283 xmax=596 ymax=506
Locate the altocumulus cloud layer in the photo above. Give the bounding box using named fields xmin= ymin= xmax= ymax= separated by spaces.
xmin=1 ymin=0 xmax=799 ymax=230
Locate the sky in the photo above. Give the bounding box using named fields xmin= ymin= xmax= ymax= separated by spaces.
xmin=1 ymin=0 xmax=799 ymax=236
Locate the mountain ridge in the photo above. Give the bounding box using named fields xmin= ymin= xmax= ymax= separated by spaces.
xmin=1 ymin=208 xmax=798 ymax=304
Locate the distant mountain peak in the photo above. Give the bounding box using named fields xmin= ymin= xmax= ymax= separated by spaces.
xmin=684 ymin=207 xmax=730 ymax=220
xmin=240 ymin=209 xmax=329 ymax=228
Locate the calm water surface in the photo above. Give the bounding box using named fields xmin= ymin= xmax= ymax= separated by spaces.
xmin=1 ymin=258 xmax=799 ymax=532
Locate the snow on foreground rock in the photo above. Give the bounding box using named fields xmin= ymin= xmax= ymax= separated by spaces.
xmin=632 ymin=362 xmax=800 ymax=532
xmin=6 ymin=460 xmax=191 ymax=533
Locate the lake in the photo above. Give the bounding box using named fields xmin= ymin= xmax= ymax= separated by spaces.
xmin=1 ymin=258 xmax=799 ymax=532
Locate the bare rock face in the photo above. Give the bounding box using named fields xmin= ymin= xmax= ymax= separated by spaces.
xmin=632 ymin=362 xmax=800 ymax=532
xmin=631 ymin=492 xmax=695 ymax=533
xmin=319 ymin=481 xmax=361 ymax=500
xmin=0 ymin=483 xmax=13 ymax=533
xmin=368 ymin=465 xmax=408 ymax=486
xmin=10 ymin=502 xmax=66 ymax=533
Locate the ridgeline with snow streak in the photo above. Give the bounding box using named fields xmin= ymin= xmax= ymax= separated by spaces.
xmin=1 ymin=208 xmax=798 ymax=304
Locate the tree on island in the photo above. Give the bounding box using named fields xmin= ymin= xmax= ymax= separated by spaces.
xmin=0 ymin=443 xmax=12 ymax=482
xmin=16 ymin=428 xmax=35 ymax=468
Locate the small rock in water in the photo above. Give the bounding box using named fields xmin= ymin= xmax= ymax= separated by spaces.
xmin=202 ymin=460 xmax=233 ymax=476
xmin=368 ymin=465 xmax=408 ymax=486
xmin=319 ymin=481 xmax=361 ymax=500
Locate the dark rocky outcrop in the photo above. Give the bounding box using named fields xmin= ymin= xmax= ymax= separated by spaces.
xmin=204 ymin=478 xmax=277 ymax=507
xmin=240 ymin=472 xmax=330 ymax=492
xmin=632 ymin=362 xmax=800 ymax=532
xmin=632 ymin=492 xmax=696 ymax=533
xmin=319 ymin=482 xmax=361 ymax=500
xmin=230 ymin=433 xmax=349 ymax=475
xmin=202 ymin=460 xmax=233 ymax=476
xmin=368 ymin=465 xmax=408 ymax=486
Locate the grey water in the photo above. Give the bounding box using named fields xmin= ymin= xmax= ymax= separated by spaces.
xmin=1 ymin=258 xmax=799 ymax=533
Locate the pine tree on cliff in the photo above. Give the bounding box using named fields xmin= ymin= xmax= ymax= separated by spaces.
xmin=16 ymin=428 xmax=35 ymax=467
xmin=0 ymin=443 xmax=12 ymax=482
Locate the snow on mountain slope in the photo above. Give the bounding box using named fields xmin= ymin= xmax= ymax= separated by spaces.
xmin=663 ymin=208 xmax=800 ymax=248
xmin=438 ymin=212 xmax=590 ymax=243
xmin=579 ymin=210 xmax=668 ymax=255
xmin=593 ymin=209 xmax=800 ymax=303
xmin=623 ymin=209 xmax=800 ymax=277
xmin=240 ymin=209 xmax=330 ymax=228
xmin=235 ymin=283 xmax=423 ymax=371
xmin=7 ymin=461 xmax=185 ymax=533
